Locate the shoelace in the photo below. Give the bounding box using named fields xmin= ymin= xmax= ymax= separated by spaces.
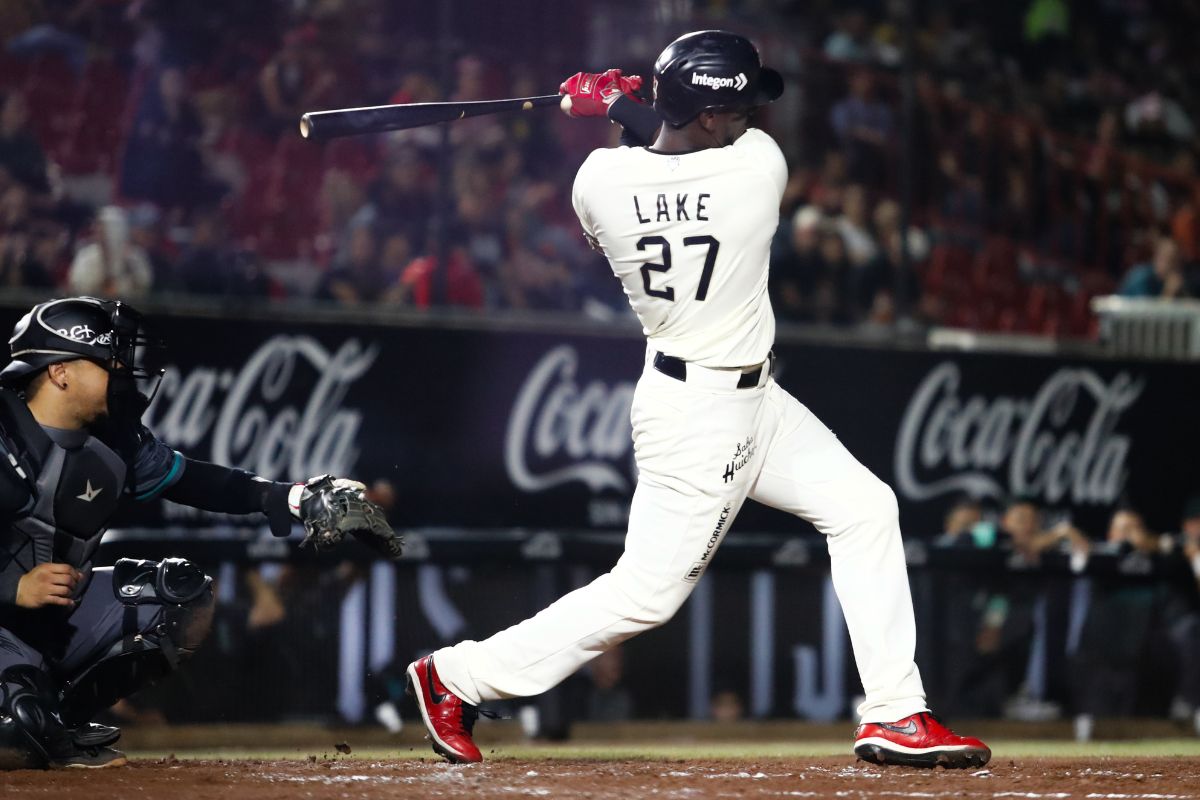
xmin=460 ymin=705 xmax=501 ymax=734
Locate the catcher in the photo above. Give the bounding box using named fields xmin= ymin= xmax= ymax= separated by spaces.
xmin=0 ymin=296 xmax=401 ymax=770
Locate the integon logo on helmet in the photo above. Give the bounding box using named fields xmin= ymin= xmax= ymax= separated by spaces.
xmin=690 ymin=72 xmax=748 ymax=91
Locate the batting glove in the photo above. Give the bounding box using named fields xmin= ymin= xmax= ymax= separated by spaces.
xmin=559 ymin=69 xmax=644 ymax=118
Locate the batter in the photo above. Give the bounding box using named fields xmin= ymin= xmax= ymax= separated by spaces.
xmin=408 ymin=30 xmax=989 ymax=770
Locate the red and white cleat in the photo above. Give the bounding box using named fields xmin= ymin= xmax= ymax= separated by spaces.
xmin=406 ymin=655 xmax=484 ymax=764
xmin=854 ymin=712 xmax=991 ymax=769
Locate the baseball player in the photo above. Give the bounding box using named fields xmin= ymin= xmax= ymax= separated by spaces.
xmin=408 ymin=31 xmax=989 ymax=769
xmin=0 ymin=296 xmax=401 ymax=769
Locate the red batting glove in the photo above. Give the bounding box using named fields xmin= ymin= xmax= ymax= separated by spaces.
xmin=559 ymin=69 xmax=644 ymax=117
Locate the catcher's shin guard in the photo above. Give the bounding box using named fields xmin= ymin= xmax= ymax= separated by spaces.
xmin=0 ymin=666 xmax=76 ymax=770
xmin=59 ymin=559 xmax=214 ymax=727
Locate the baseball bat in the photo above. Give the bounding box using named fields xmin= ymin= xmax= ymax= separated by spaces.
xmin=300 ymin=94 xmax=562 ymax=140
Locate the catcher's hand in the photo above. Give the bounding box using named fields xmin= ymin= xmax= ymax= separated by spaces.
xmin=292 ymin=475 xmax=403 ymax=559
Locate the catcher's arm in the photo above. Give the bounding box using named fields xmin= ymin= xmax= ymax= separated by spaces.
xmin=161 ymin=461 xmax=403 ymax=559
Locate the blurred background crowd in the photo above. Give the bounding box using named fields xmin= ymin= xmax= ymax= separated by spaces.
xmin=2 ymin=0 xmax=1200 ymax=333
xmin=934 ymin=491 xmax=1200 ymax=739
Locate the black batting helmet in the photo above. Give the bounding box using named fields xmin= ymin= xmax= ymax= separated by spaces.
xmin=0 ymin=296 xmax=158 ymax=386
xmin=653 ymin=30 xmax=784 ymax=128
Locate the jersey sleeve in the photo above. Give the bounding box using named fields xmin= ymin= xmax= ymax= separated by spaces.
xmin=571 ymin=152 xmax=602 ymax=238
xmin=130 ymin=426 xmax=186 ymax=501
xmin=734 ymin=128 xmax=788 ymax=202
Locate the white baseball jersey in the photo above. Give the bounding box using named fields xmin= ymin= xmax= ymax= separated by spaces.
xmin=572 ymin=128 xmax=788 ymax=367
xmin=433 ymin=125 xmax=928 ymax=731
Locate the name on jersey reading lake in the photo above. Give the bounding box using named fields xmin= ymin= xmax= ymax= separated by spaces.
xmin=634 ymin=193 xmax=711 ymax=223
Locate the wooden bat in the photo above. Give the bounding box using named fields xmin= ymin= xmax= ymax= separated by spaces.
xmin=299 ymin=94 xmax=562 ymax=140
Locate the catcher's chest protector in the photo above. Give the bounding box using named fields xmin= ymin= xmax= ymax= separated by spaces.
xmin=0 ymin=390 xmax=127 ymax=572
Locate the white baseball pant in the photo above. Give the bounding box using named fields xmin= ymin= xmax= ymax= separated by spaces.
xmin=433 ymin=349 xmax=927 ymax=723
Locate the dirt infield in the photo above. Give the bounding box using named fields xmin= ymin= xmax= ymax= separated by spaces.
xmin=3 ymin=755 xmax=1199 ymax=799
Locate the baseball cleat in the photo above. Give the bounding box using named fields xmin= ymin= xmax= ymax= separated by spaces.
xmin=406 ymin=655 xmax=484 ymax=764
xmin=70 ymin=722 xmax=121 ymax=749
xmin=50 ymin=746 xmax=128 ymax=769
xmin=854 ymin=712 xmax=990 ymax=769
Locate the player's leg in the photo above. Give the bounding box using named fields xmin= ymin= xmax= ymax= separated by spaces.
xmin=53 ymin=558 xmax=214 ymax=729
xmin=0 ymin=629 xmax=125 ymax=770
xmin=411 ymin=366 xmax=767 ymax=762
xmin=748 ymin=383 xmax=989 ymax=768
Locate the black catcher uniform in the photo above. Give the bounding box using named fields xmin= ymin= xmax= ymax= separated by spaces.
xmin=0 ymin=297 xmax=400 ymax=769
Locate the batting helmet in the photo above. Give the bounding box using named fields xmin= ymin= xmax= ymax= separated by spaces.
xmin=653 ymin=30 xmax=784 ymax=127
xmin=0 ymin=296 xmax=158 ymax=386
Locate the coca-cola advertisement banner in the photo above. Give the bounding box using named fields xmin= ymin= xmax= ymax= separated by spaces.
xmin=0 ymin=305 xmax=1189 ymax=537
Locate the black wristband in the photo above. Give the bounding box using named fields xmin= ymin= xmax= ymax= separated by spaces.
xmin=607 ymin=94 xmax=662 ymax=147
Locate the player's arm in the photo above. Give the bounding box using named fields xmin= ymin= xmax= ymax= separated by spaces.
xmin=134 ymin=428 xmax=402 ymax=558
xmin=559 ymin=69 xmax=660 ymax=146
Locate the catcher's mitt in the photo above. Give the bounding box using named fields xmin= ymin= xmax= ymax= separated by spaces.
xmin=295 ymin=475 xmax=403 ymax=559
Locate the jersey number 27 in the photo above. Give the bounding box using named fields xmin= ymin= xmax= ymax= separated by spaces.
xmin=638 ymin=235 xmax=720 ymax=302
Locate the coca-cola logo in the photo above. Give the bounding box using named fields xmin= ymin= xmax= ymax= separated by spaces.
xmin=894 ymin=362 xmax=1144 ymax=506
xmin=143 ymin=335 xmax=378 ymax=480
xmin=504 ymin=345 xmax=634 ymax=493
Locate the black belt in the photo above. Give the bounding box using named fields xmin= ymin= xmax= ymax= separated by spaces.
xmin=653 ymin=351 xmax=773 ymax=388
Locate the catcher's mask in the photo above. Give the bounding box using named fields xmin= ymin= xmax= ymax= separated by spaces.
xmin=0 ymin=296 xmax=166 ymax=414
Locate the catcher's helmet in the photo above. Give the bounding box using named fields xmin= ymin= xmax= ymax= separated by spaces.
xmin=0 ymin=296 xmax=159 ymax=386
xmin=653 ymin=30 xmax=783 ymax=127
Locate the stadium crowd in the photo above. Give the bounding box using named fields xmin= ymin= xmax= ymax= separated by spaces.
xmin=935 ymin=492 xmax=1200 ymax=738
xmin=1 ymin=0 xmax=1199 ymax=332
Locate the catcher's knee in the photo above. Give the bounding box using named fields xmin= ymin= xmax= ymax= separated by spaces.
xmin=112 ymin=556 xmax=215 ymax=655
xmin=58 ymin=559 xmax=214 ymax=726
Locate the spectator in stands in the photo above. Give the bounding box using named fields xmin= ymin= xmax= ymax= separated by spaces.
xmin=771 ymin=205 xmax=824 ymax=323
xmin=936 ymin=495 xmax=986 ymax=547
xmin=3 ymin=3 xmax=90 ymax=73
xmin=824 ymin=10 xmax=872 ymax=63
xmin=316 ymin=225 xmax=389 ymax=306
xmin=118 ymin=66 xmax=217 ymax=213
xmin=500 ymin=226 xmax=576 ymax=311
xmin=1118 ymin=236 xmax=1189 ymax=298
xmin=176 ymin=207 xmax=271 ymax=298
xmin=835 ymin=184 xmax=878 ymax=268
xmin=830 ymin=70 xmax=894 ymax=185
xmin=939 ymin=497 xmax=1082 ymax=717
xmin=257 ymin=23 xmax=337 ymax=136
xmin=810 ymin=229 xmax=855 ymax=325
xmin=0 ymin=92 xmax=50 ymax=196
xmin=1165 ymin=495 xmax=1200 ymax=735
xmin=341 ymin=148 xmax=429 ymax=262
xmin=452 ymin=189 xmax=505 ymax=305
xmin=397 ymin=246 xmax=484 ymax=310
xmin=377 ymin=232 xmax=414 ymax=304
xmin=1072 ymin=509 xmax=1177 ymax=738
xmin=67 ymin=205 xmax=153 ymax=297
xmin=127 ymin=204 xmax=177 ymax=292
xmin=581 ymin=645 xmax=633 ymax=722
xmin=858 ymin=229 xmax=924 ymax=326
xmin=0 ymin=224 xmax=55 ymax=289
xmin=938 ymin=147 xmax=986 ymax=227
